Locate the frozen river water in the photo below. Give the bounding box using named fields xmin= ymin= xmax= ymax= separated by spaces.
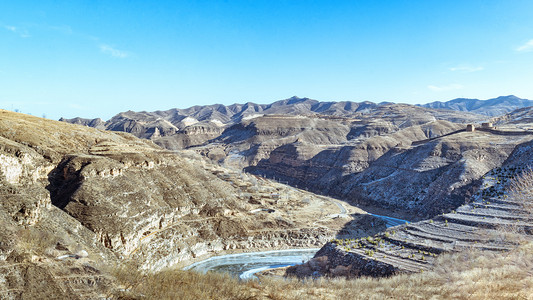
xmin=370 ymin=213 xmax=409 ymax=227
xmin=183 ymin=248 xmax=320 ymax=280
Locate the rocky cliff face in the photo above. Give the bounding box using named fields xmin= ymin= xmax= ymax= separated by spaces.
xmin=0 ymin=110 xmax=140 ymax=298
xmin=45 ymin=146 xmax=384 ymax=271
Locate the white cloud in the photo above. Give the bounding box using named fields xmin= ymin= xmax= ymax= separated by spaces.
xmin=100 ymin=44 xmax=130 ymax=58
xmin=427 ymin=84 xmax=464 ymax=92
xmin=449 ymin=65 xmax=484 ymax=72
xmin=3 ymin=25 xmax=30 ymax=38
xmin=516 ymin=39 xmax=533 ymax=52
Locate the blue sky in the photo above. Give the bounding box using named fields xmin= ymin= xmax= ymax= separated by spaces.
xmin=1 ymin=1 xmax=533 ymax=120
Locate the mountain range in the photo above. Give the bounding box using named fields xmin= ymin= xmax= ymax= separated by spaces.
xmin=419 ymin=95 xmax=533 ymax=116
xmin=61 ymin=95 xmax=532 ymax=141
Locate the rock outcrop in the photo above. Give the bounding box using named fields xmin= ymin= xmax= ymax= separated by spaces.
xmin=45 ymin=147 xmax=384 ymax=271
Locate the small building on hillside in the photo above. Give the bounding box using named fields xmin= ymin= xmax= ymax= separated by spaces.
xmin=482 ymin=122 xmax=493 ymax=128
xmin=466 ymin=124 xmax=475 ymax=132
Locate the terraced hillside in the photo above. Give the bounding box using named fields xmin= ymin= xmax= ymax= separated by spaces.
xmin=491 ymin=106 xmax=533 ymax=130
xmin=289 ymin=148 xmax=533 ymax=277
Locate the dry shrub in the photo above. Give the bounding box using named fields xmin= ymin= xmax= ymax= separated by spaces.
xmin=509 ymin=168 xmax=533 ymax=215
xmin=112 ymin=264 xmax=258 ymax=300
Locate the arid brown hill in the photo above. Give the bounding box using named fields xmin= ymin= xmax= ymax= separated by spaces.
xmin=490 ymin=105 xmax=533 ymax=128
xmin=202 ymin=112 xmax=533 ymax=219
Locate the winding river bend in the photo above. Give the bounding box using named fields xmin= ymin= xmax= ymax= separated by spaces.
xmin=184 ymin=214 xmax=408 ymax=279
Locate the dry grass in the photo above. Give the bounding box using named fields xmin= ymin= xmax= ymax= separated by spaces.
xmin=112 ymin=263 xmax=258 ymax=299
xmin=112 ymin=242 xmax=533 ymax=300
xmin=258 ymin=244 xmax=533 ymax=299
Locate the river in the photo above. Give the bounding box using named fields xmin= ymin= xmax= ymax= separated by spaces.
xmin=183 ymin=248 xmax=320 ymax=280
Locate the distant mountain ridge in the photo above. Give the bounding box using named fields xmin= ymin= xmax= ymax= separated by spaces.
xmin=60 ymin=96 xmax=380 ymax=129
xmin=60 ymin=96 xmax=485 ymax=149
xmin=62 ymin=96 xmax=532 ymax=130
xmin=113 ymin=96 xmax=382 ymax=124
xmin=419 ymin=95 xmax=533 ymax=116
